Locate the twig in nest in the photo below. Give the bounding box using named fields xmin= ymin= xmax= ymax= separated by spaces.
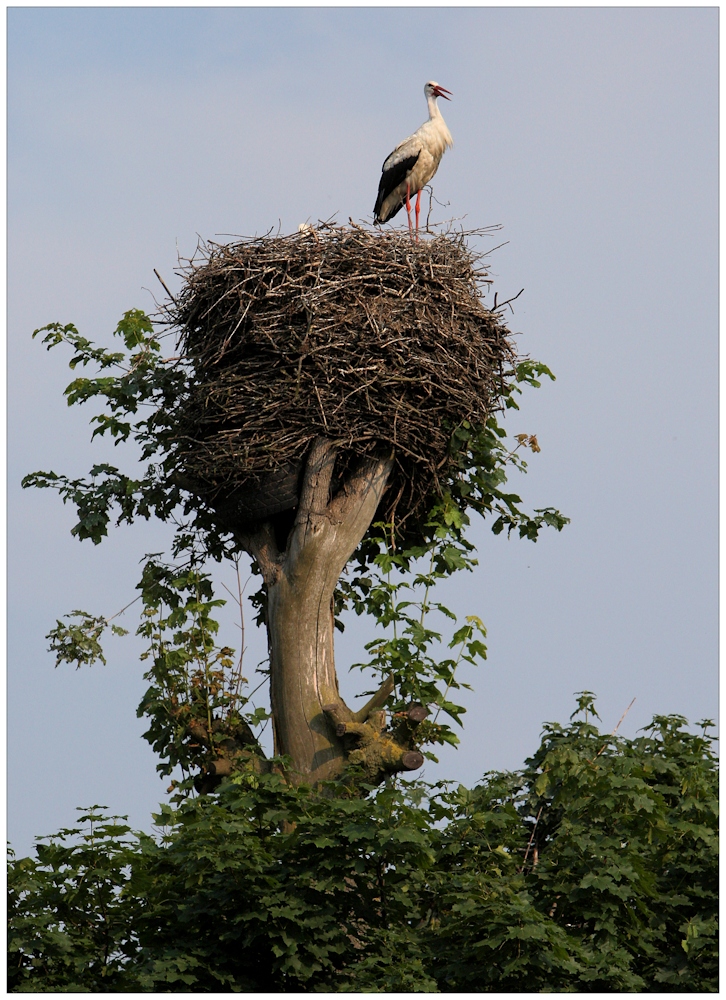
xmin=492 ymin=288 xmax=524 ymax=313
xmin=425 ymin=185 xmax=451 ymax=231
xmin=154 ymin=268 xmax=176 ymax=303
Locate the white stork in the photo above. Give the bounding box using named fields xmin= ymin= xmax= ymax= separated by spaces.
xmin=373 ymin=81 xmax=453 ymax=237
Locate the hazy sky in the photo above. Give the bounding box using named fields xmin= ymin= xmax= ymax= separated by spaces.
xmin=8 ymin=7 xmax=717 ymax=855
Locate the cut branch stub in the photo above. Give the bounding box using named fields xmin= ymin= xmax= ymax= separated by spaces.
xmin=401 ymin=750 xmax=425 ymax=770
xmin=322 ymin=703 xmax=425 ymax=784
xmin=179 ymin=707 xmax=269 ymax=794
xmin=207 ymin=758 xmax=234 ymax=778
xmin=194 ymin=748 xmax=271 ymax=794
xmin=406 ymin=703 xmax=429 ymax=724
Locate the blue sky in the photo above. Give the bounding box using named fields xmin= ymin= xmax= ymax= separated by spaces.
xmin=8 ymin=7 xmax=717 ymax=854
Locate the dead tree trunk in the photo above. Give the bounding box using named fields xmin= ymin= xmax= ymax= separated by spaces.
xmin=232 ymin=437 xmax=424 ymax=786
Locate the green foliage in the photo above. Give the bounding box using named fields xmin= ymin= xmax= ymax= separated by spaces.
xmin=47 ymin=612 xmax=116 ymax=668
xmin=133 ymin=558 xmax=262 ymax=786
xmin=22 ymin=312 xmax=227 ymax=556
xmin=44 ymin=539 xmax=487 ymax=781
xmin=339 ymin=518 xmax=488 ymax=755
xmin=27 ymin=309 xmax=568 ymax=780
xmin=27 ymin=309 xmax=706 ymax=993
xmin=9 ymin=703 xmax=718 ymax=992
xmin=428 ymin=698 xmax=719 ymax=992
xmin=46 ymin=556 xmax=266 ymax=792
xmin=8 ymin=808 xmax=141 ymax=992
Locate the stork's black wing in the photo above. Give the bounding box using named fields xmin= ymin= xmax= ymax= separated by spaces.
xmin=373 ymin=150 xmax=421 ymax=222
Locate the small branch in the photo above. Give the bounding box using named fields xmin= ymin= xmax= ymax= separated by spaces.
xmin=221 ymin=559 xmax=249 ymax=712
xmin=593 ymin=697 xmax=636 ymax=760
xmin=153 ymin=268 xmax=176 ymax=303
xmin=105 ymin=593 xmax=142 ymax=624
xmin=352 ymin=674 xmax=395 ymax=723
xmin=492 ymin=287 xmax=524 ymax=314
xmin=610 ymin=697 xmax=636 ymax=737
xmin=313 ymin=385 xmax=330 ymax=432
xmin=424 ymin=185 xmax=450 ymax=232
xmin=521 ymin=804 xmax=543 ymax=870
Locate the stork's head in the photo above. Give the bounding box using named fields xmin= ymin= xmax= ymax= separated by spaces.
xmin=425 ymin=80 xmax=452 ymax=101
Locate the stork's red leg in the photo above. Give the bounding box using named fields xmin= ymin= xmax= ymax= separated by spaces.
xmin=406 ymin=182 xmax=413 ymax=235
xmin=415 ymin=189 xmax=422 ymax=240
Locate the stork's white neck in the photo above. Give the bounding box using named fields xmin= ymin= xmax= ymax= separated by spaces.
xmin=427 ymin=94 xmax=442 ymax=120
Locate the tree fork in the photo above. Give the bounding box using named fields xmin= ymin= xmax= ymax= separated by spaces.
xmin=234 ymin=437 xmax=412 ymax=785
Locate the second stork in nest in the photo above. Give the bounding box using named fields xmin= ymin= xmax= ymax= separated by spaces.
xmin=373 ymin=80 xmax=453 ymax=238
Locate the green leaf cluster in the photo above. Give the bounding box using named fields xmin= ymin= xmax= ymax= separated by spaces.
xmin=8 ymin=809 xmax=142 ymax=992
xmin=46 ymin=611 xmax=125 ymax=668
xmin=338 ymin=519 xmax=489 ymax=754
xmin=134 ymin=558 xmax=257 ymax=784
xmin=22 ymin=314 xmax=229 ymax=557
xmin=9 ymin=701 xmax=718 ymax=992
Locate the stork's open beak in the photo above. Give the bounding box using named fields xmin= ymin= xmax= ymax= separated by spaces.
xmin=433 ymin=85 xmax=452 ymax=100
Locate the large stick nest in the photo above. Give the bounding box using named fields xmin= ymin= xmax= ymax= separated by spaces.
xmin=166 ymin=223 xmax=517 ymax=534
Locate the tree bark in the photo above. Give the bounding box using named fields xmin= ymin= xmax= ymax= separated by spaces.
xmin=235 ymin=438 xmax=398 ymax=784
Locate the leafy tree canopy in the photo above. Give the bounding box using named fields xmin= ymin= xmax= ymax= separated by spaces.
xmin=9 ymin=699 xmax=718 ymax=992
